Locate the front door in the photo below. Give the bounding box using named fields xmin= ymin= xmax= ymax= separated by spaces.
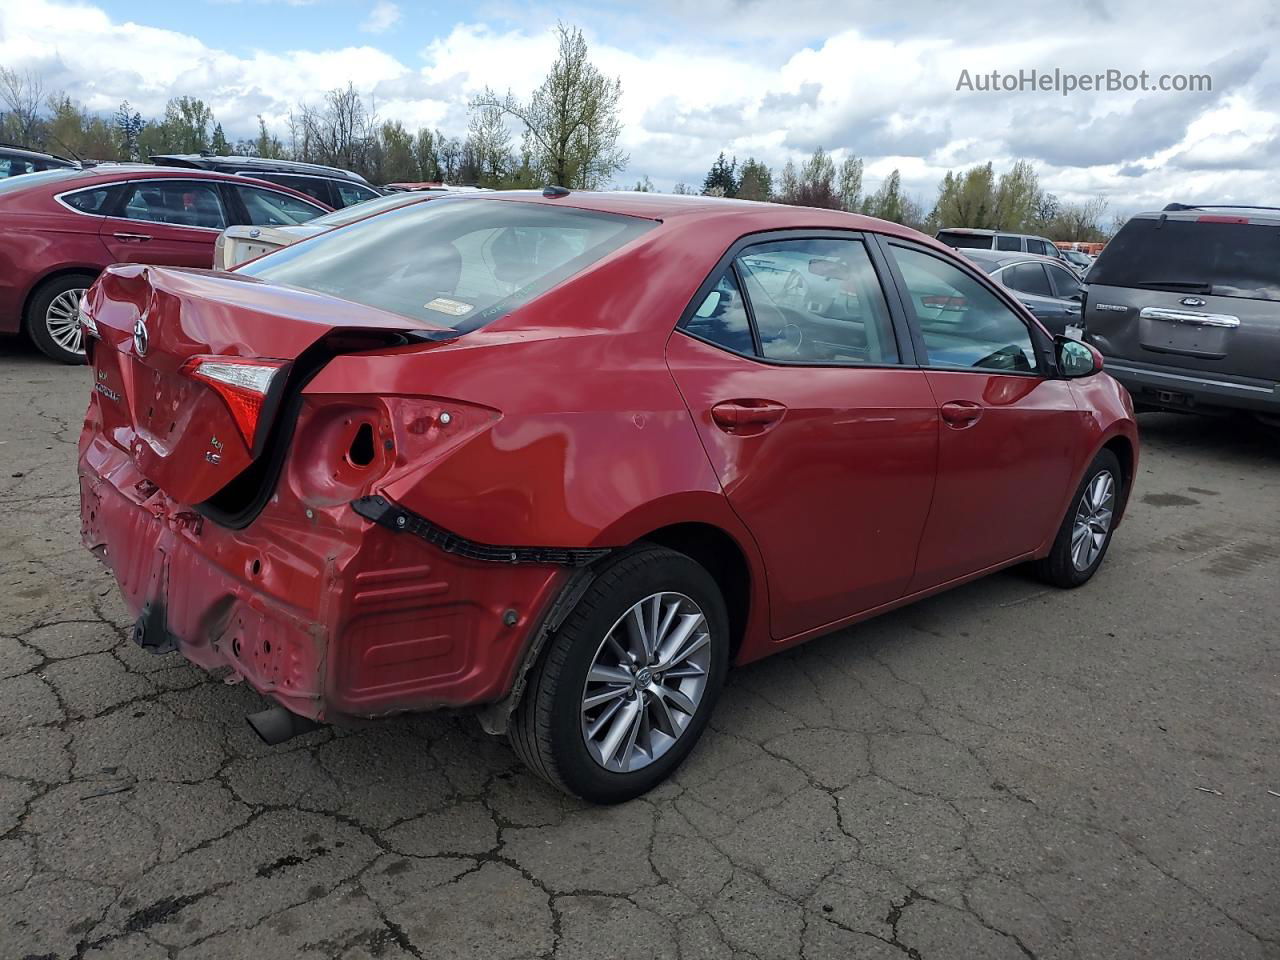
xmin=881 ymin=240 xmax=1085 ymax=589
xmin=667 ymin=234 xmax=938 ymax=640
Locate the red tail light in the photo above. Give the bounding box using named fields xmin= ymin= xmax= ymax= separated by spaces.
xmin=182 ymin=356 xmax=288 ymax=448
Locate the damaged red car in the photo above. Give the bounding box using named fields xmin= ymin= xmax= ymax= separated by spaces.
xmin=78 ymin=190 xmax=1137 ymax=802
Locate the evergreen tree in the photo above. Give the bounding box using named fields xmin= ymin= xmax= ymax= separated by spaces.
xmin=702 ymin=152 xmax=738 ymax=197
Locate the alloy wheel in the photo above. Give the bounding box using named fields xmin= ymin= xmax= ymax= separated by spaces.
xmin=1071 ymin=469 xmax=1115 ymax=571
xmin=580 ymin=591 xmax=712 ymax=773
xmin=46 ymin=288 xmax=87 ymax=356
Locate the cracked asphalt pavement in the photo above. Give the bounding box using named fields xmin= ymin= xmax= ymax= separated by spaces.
xmin=2 ymin=340 xmax=1278 ymax=960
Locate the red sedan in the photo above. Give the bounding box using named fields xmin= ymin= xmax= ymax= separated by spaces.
xmin=0 ymin=164 xmax=329 ymax=363
xmin=77 ymin=190 xmax=1138 ymax=802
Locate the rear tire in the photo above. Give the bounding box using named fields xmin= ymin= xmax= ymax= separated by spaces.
xmin=509 ymin=545 xmax=730 ymax=803
xmin=1032 ymin=449 xmax=1122 ymax=588
xmin=25 ymin=273 xmax=95 ymax=364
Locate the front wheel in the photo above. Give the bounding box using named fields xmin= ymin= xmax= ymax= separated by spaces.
xmin=1033 ymin=448 xmax=1123 ymax=588
xmin=509 ymin=545 xmax=730 ymax=803
xmin=26 ymin=274 xmax=95 ymax=364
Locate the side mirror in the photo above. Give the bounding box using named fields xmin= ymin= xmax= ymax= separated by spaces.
xmin=1056 ymin=335 xmax=1102 ymax=378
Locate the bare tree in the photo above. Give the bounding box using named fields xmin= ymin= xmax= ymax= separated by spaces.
xmin=0 ymin=66 xmax=45 ymax=145
xmin=472 ymin=23 xmax=627 ymax=189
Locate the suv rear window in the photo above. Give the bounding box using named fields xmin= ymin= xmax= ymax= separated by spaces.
xmin=237 ymin=197 xmax=655 ymax=331
xmin=936 ymin=231 xmax=992 ymax=250
xmin=1091 ymin=217 xmax=1280 ymax=302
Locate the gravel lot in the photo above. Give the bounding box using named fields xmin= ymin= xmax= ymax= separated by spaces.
xmin=1 ymin=340 xmax=1277 ymax=960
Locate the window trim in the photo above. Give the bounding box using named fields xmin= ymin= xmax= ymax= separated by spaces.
xmin=873 ymin=236 xmax=1057 ymax=377
xmin=676 ymin=228 xmax=920 ymax=369
xmin=54 ymin=183 xmax=126 ymax=219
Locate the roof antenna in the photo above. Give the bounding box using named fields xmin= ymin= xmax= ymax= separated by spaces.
xmin=543 ymin=184 xmax=571 ymax=198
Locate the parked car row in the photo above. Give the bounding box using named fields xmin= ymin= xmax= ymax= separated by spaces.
xmin=942 ymin=204 xmax=1280 ymax=425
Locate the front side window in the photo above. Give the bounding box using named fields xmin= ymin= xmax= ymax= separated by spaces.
xmin=891 ymin=245 xmax=1038 ymax=373
xmin=995 ymin=234 xmax=1022 ymax=251
xmin=337 ymin=182 xmax=380 ymax=206
xmin=119 ymin=180 xmax=227 ymax=229
xmin=1003 ymin=262 xmax=1052 ymax=296
xmin=1026 ymin=238 xmax=1051 ymax=256
xmin=1047 ymin=264 xmax=1084 ymax=299
xmin=735 ymin=238 xmax=899 ymax=364
xmin=238 ymin=197 xmax=654 ymax=332
xmin=253 ymin=173 xmax=331 ymax=205
xmin=234 ymin=185 xmax=326 ymax=226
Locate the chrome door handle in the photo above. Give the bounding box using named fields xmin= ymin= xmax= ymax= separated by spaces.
xmin=113 ymin=232 xmax=152 ymax=242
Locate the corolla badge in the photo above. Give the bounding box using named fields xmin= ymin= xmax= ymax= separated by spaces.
xmin=1180 ymin=296 xmax=1206 ymax=307
xmin=132 ymin=316 xmax=149 ymax=356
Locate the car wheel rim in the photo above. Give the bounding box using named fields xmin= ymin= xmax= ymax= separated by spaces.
xmin=1071 ymin=469 xmax=1116 ymax=571
xmin=46 ymin=288 xmax=86 ymax=355
xmin=580 ymin=591 xmax=712 ymax=773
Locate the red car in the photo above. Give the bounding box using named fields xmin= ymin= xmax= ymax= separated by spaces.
xmin=77 ymin=191 xmax=1138 ymax=802
xmin=0 ymin=164 xmax=329 ymax=363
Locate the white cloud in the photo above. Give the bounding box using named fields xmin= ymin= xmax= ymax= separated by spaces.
xmin=0 ymin=0 xmax=1276 ymax=214
xmin=360 ymin=1 xmax=400 ymax=34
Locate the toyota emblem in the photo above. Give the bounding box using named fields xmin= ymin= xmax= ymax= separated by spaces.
xmin=133 ymin=316 xmax=149 ymax=356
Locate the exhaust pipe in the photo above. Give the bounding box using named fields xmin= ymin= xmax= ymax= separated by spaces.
xmin=246 ymin=705 xmax=322 ymax=746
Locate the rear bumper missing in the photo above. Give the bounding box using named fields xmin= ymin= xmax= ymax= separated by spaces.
xmin=1102 ymin=358 xmax=1280 ymax=414
xmin=79 ymin=436 xmax=570 ymax=723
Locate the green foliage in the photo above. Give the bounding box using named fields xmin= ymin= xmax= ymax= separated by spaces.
xmin=837 ymin=156 xmax=863 ymax=213
xmin=379 ymin=119 xmax=417 ymax=183
xmin=736 ymin=158 xmax=772 ymax=202
xmin=471 ymin=23 xmax=627 ymax=189
xmin=702 ymin=152 xmax=738 ymax=197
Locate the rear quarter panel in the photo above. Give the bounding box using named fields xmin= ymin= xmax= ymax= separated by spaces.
xmin=0 ymin=207 xmax=111 ymax=332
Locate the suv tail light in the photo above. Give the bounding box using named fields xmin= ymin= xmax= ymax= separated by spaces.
xmin=182 ymin=356 xmax=288 ymax=448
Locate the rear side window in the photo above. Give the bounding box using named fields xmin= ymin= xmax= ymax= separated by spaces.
xmin=937 ymin=230 xmax=993 ymax=250
xmin=60 ymin=185 xmax=121 ymax=214
xmin=1004 ymin=262 xmax=1052 ymax=296
xmin=1090 ymin=217 xmax=1280 ymax=302
xmin=238 ymin=198 xmax=655 ymax=331
xmin=119 ymin=180 xmax=227 ymax=229
xmin=1026 ymin=238 xmax=1054 ymax=256
xmin=234 ymin=185 xmax=326 ymax=226
xmin=687 ymin=270 xmax=754 ymax=355
xmin=1 ymin=157 xmax=34 ymax=178
xmin=995 ymin=235 xmax=1022 ymax=251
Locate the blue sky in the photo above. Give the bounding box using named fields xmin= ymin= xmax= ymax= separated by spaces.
xmin=2 ymin=0 xmax=1277 ymax=211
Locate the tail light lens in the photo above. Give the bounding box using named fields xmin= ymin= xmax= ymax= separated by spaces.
xmin=182 ymin=356 xmax=288 ymax=448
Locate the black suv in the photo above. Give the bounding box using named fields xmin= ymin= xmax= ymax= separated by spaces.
xmin=1 ymin=144 xmax=77 ymax=178
xmin=149 ymin=154 xmax=380 ymax=209
xmin=1084 ymin=204 xmax=1280 ymax=424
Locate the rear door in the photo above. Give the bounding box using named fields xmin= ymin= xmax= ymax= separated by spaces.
xmin=666 ymin=232 xmax=938 ymax=639
xmin=879 ymin=239 xmax=1084 ymax=589
xmin=1084 ymin=215 xmax=1280 ymax=380
xmin=98 ymin=178 xmax=227 ymax=267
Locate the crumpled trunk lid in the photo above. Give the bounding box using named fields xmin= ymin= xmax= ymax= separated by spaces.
xmin=85 ymin=264 xmax=440 ymax=506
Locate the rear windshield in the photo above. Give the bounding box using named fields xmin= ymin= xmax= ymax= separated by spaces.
xmin=1091 ymin=217 xmax=1280 ymax=302
xmin=238 ymin=197 xmax=655 ymax=331
xmin=936 ymin=230 xmax=993 ymax=250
